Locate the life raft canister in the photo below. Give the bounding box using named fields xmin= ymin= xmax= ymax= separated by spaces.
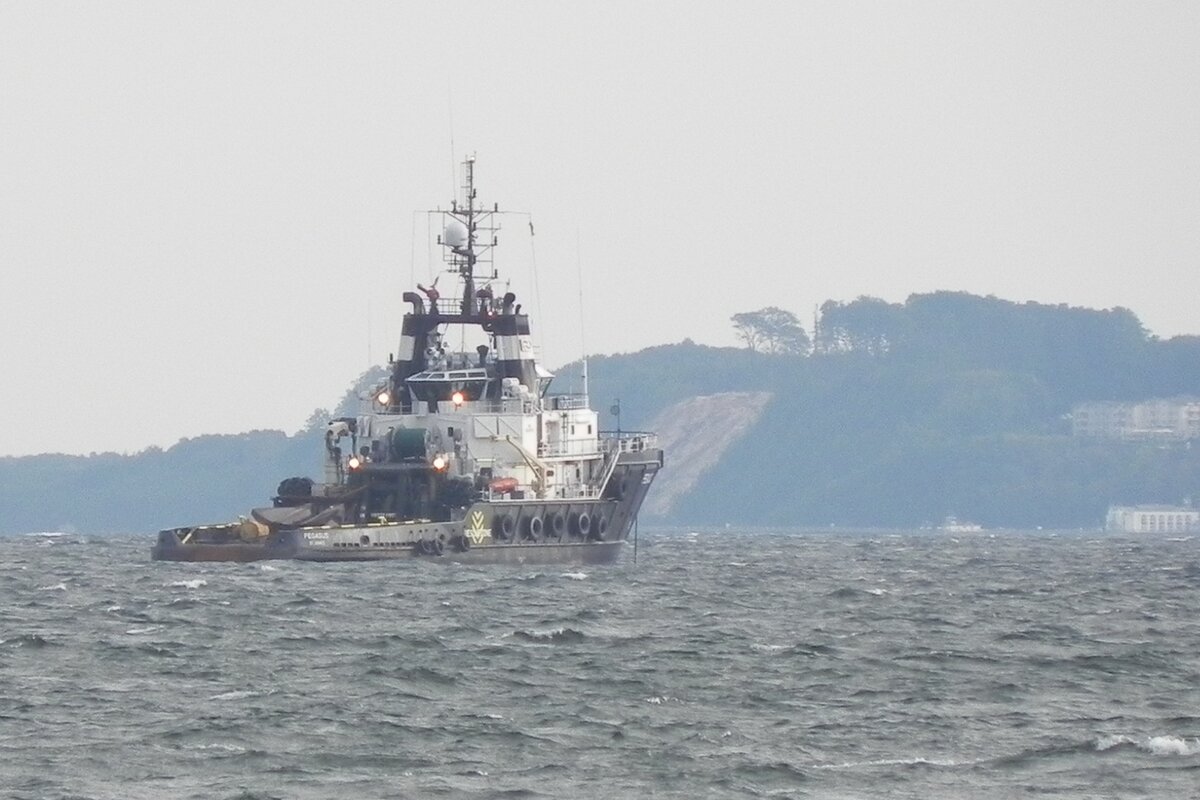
xmin=489 ymin=477 xmax=519 ymax=494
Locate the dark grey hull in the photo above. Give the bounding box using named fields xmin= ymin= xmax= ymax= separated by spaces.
xmin=151 ymin=450 xmax=661 ymax=566
xmin=293 ymin=539 xmax=625 ymax=565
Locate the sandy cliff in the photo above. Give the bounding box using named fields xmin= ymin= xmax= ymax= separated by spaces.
xmin=642 ymin=391 xmax=773 ymax=517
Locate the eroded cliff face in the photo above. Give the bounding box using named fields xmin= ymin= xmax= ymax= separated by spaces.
xmin=642 ymin=391 xmax=773 ymax=517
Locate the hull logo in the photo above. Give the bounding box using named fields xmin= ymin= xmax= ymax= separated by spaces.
xmin=465 ymin=511 xmax=492 ymax=545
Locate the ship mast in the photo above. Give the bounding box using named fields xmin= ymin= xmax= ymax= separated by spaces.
xmin=459 ymin=156 xmax=476 ymax=316
xmin=441 ymin=155 xmax=502 ymax=318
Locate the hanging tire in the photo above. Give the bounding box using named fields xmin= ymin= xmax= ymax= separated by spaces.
xmin=595 ymin=515 xmax=608 ymax=540
xmin=576 ymin=512 xmax=591 ymax=538
xmin=551 ymin=512 xmax=567 ymax=539
xmin=525 ymin=515 xmax=544 ymax=541
xmin=455 ymin=534 xmax=471 ymax=552
xmin=431 ymin=538 xmax=444 ymax=556
xmin=494 ymin=515 xmax=515 ymax=540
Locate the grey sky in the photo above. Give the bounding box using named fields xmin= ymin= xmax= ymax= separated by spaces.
xmin=2 ymin=2 xmax=1198 ymax=457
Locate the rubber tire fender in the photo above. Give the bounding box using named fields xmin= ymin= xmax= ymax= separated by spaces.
xmin=495 ymin=515 xmax=515 ymax=540
xmin=527 ymin=515 xmax=544 ymax=541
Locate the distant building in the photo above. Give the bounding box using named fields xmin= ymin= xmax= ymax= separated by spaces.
xmin=1072 ymin=398 xmax=1200 ymax=441
xmin=1106 ymin=505 xmax=1200 ymax=533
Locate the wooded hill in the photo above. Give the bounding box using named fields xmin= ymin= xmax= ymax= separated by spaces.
xmin=2 ymin=292 xmax=1198 ymax=533
xmin=572 ymin=292 xmax=1200 ymax=527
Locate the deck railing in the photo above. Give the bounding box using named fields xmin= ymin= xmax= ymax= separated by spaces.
xmin=600 ymin=431 xmax=659 ymax=453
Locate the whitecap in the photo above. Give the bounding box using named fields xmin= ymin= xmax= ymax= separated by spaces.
xmin=751 ymin=643 xmax=787 ymax=653
xmin=37 ymin=583 xmax=67 ymax=592
xmin=259 ymin=564 xmax=278 ymax=571
xmin=560 ymin=571 xmax=588 ymax=580
xmin=644 ymin=696 xmax=675 ymax=704
xmin=1095 ymin=734 xmax=1200 ymax=756
xmin=167 ymin=579 xmax=207 ymax=589
xmin=1144 ymin=736 xmax=1200 ymax=756
xmin=125 ymin=627 xmax=160 ymax=635
xmin=210 ymin=689 xmax=262 ymax=701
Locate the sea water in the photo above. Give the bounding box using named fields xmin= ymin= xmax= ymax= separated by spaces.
xmin=1 ymin=529 xmax=1197 ymax=799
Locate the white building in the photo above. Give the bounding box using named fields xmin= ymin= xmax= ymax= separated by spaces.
xmin=1105 ymin=505 xmax=1200 ymax=533
xmin=1073 ymin=398 xmax=1200 ymax=441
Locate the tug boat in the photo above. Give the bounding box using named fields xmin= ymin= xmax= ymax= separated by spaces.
xmin=152 ymin=158 xmax=663 ymax=564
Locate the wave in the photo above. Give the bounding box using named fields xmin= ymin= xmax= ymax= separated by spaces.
xmin=209 ymin=689 xmax=273 ymax=702
xmin=166 ymin=579 xmax=207 ymax=589
xmin=1095 ymin=734 xmax=1200 ymax=756
xmin=513 ymin=627 xmax=586 ymax=644
xmin=0 ymin=633 xmax=55 ymax=648
xmin=812 ymin=755 xmax=967 ymax=770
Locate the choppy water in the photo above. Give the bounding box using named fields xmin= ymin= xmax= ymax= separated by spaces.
xmin=2 ymin=529 xmax=1199 ymax=799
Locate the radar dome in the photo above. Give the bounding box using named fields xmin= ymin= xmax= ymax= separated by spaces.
xmin=443 ymin=219 xmax=468 ymax=248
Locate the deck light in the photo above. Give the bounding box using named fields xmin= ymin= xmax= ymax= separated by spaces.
xmin=451 ymin=391 xmax=464 ymax=407
xmin=432 ymin=455 xmax=447 ymax=471
xmin=348 ymin=456 xmax=362 ymax=470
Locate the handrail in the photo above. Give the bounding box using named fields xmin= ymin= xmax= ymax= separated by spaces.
xmin=600 ymin=431 xmax=658 ymax=453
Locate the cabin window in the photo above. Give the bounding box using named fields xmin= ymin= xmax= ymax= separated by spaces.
xmin=570 ymin=425 xmax=575 ymax=435
xmin=587 ymin=424 xmax=592 ymax=434
xmin=448 ymin=427 xmax=455 ymax=438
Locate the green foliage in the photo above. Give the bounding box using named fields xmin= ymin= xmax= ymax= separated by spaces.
xmin=818 ymin=296 xmax=906 ymax=354
xmin=0 ymin=430 xmax=323 ymax=534
xmin=583 ymin=294 xmax=1199 ymax=528
xmin=731 ymin=308 xmax=811 ymax=355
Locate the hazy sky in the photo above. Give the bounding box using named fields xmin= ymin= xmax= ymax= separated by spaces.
xmin=2 ymin=2 xmax=1198 ymax=457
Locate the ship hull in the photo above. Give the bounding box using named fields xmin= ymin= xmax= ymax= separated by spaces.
xmin=292 ymin=539 xmax=625 ymax=565
xmin=150 ymin=532 xmax=296 ymax=562
xmin=151 ymin=451 xmax=661 ymax=566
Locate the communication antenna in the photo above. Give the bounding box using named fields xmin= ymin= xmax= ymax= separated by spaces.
xmin=577 ymin=227 xmax=588 ymax=402
xmin=447 ymin=83 xmax=457 ymax=199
